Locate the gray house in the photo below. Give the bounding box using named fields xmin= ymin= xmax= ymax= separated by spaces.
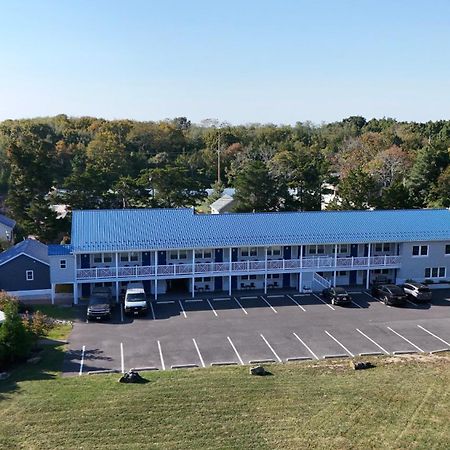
xmin=0 ymin=239 xmax=50 ymax=299
xmin=0 ymin=213 xmax=16 ymax=243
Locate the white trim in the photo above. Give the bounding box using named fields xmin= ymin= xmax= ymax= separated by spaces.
xmin=3 ymin=288 xmax=51 ymax=299
xmin=0 ymin=252 xmax=50 ymax=267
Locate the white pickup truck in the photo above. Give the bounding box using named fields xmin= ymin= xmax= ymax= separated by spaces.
xmin=124 ymin=282 xmax=148 ymax=316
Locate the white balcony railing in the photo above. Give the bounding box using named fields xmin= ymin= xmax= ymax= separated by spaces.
xmin=76 ymin=255 xmax=401 ymax=280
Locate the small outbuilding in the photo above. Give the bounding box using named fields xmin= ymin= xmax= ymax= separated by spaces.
xmin=0 ymin=239 xmax=50 ymax=299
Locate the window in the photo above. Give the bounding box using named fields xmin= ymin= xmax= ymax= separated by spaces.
xmin=338 ymin=271 xmax=347 ymax=276
xmin=375 ymin=243 xmax=390 ymax=252
xmin=333 ymin=245 xmax=348 ymax=254
xmin=267 ymin=246 xmax=281 ymax=256
xmin=170 ymin=250 xmax=188 ymax=260
xmin=120 ymin=252 xmax=139 ymax=262
xmin=93 ymin=253 xmax=113 ymax=264
xmin=60 ymin=259 xmax=67 ymax=269
xmin=26 ymin=270 xmax=34 ymax=281
xmin=249 ymin=274 xmax=257 ymax=280
xmin=412 ymin=245 xmax=428 ymax=256
xmin=445 ymin=244 xmax=450 ymax=255
xmin=195 ymin=249 xmax=212 ymax=259
xmin=425 ymin=267 xmax=446 ymax=278
xmin=267 ymin=274 xmax=280 ymax=279
xmin=240 ymin=247 xmax=257 ymax=257
xmin=309 ymin=245 xmax=325 ymax=255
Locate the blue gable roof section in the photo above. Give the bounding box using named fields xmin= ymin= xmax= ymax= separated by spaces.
xmin=70 ymin=208 xmax=450 ymax=253
xmin=0 ymin=239 xmax=49 ymax=266
xmin=0 ymin=213 xmax=16 ymax=228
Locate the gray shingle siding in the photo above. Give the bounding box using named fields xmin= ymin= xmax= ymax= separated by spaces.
xmin=0 ymin=255 xmax=50 ymax=291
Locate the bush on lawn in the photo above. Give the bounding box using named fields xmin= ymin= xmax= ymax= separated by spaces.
xmin=0 ymin=301 xmax=34 ymax=367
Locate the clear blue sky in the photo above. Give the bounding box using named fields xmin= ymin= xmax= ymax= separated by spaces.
xmin=1 ymin=0 xmax=450 ymax=124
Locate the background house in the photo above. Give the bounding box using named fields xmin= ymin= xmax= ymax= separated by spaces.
xmin=0 ymin=239 xmax=50 ymax=299
xmin=0 ymin=213 xmax=16 ymax=243
xmin=210 ymin=194 xmax=236 ymax=214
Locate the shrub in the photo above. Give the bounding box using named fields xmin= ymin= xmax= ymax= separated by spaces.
xmin=0 ymin=302 xmax=33 ymax=366
xmin=23 ymin=311 xmax=52 ymax=338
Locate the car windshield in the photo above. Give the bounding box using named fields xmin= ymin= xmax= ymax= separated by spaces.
xmin=418 ymin=287 xmax=430 ymax=293
xmin=334 ymin=288 xmax=347 ymax=295
xmin=389 ymin=286 xmax=403 ymax=294
xmin=89 ymin=296 xmax=108 ymax=306
xmin=127 ymin=293 xmax=146 ymax=302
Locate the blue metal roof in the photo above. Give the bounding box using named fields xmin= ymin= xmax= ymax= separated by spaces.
xmin=0 ymin=213 xmax=16 ymax=229
xmin=0 ymin=239 xmax=49 ymax=266
xmin=70 ymin=208 xmax=450 ymax=253
xmin=48 ymin=244 xmax=73 ymax=256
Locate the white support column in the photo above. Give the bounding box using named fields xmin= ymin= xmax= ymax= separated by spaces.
xmin=228 ymin=248 xmax=232 ymax=296
xmin=366 ymin=243 xmax=371 ymax=289
xmin=73 ymin=283 xmax=79 ymax=305
xmin=115 ymin=281 xmax=120 ymax=304
xmin=154 ymin=250 xmax=158 ymax=301
xmin=51 ymin=283 xmax=55 ymax=305
xmin=333 ymin=244 xmax=338 ymax=287
xmin=191 ymin=249 xmax=195 ymax=298
xmin=298 ymin=245 xmax=303 ymax=293
xmin=115 ymin=252 xmax=119 ymax=304
xmin=264 ymin=247 xmax=268 ymax=294
xmin=73 ymin=253 xmax=78 ymax=305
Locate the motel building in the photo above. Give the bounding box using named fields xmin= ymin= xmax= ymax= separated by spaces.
xmin=48 ymin=208 xmax=450 ymax=304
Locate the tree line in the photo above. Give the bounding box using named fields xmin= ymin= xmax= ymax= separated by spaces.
xmin=0 ymin=115 xmax=449 ymax=242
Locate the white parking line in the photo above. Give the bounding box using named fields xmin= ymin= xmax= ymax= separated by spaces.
xmin=312 ymin=293 xmax=335 ymax=310
xmin=120 ymin=342 xmax=125 ymax=374
xmin=364 ymin=291 xmax=391 ymax=307
xmin=214 ymin=297 xmax=230 ymax=301
xmin=233 ymin=297 xmax=248 ymax=315
xmin=241 ymin=296 xmax=257 ymax=300
xmin=356 ymin=329 xmax=390 ymax=354
xmin=178 ymin=300 xmax=187 ymax=318
xmin=292 ymin=332 xmax=319 ymax=360
xmin=227 ymin=336 xmax=244 ymax=365
xmin=324 ymin=330 xmax=354 ymax=357
xmin=387 ymin=326 xmax=424 ymax=352
xmin=351 ymin=300 xmax=363 ymax=309
xmin=206 ymin=299 xmax=218 ymax=317
xmin=149 ymin=302 xmax=156 ymax=320
xmin=417 ymin=325 xmax=450 ymax=347
xmin=185 ymin=299 xmax=203 ymax=303
xmin=260 ymin=296 xmax=278 ymax=314
xmin=157 ymin=340 xmax=165 ymax=370
xmin=260 ymin=334 xmax=282 ymax=362
xmin=79 ymin=345 xmax=86 ymax=376
xmin=286 ymin=294 xmax=306 ymax=311
xmin=267 ymin=294 xmax=284 ymax=298
xmin=157 ymin=300 xmax=175 ymax=304
xmin=192 ymin=338 xmax=206 ymax=368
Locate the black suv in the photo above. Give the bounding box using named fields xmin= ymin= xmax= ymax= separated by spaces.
xmin=371 ymin=284 xmax=407 ymax=306
xmin=322 ymin=287 xmax=352 ymax=306
xmin=87 ymin=295 xmax=112 ymax=321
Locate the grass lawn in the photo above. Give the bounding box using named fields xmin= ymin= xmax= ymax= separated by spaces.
xmin=1 ymin=352 xmax=449 ymax=449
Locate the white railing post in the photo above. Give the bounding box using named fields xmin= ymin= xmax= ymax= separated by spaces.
xmin=384 ymin=254 xmax=387 ymax=266
xmin=247 ymin=260 xmax=250 ymax=272
xmin=351 ymin=256 xmax=354 ymax=267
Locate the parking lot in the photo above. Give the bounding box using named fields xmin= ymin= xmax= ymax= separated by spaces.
xmin=64 ymin=289 xmax=450 ymax=375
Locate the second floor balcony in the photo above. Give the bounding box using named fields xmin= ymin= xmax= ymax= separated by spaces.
xmin=76 ymin=255 xmax=402 ymax=281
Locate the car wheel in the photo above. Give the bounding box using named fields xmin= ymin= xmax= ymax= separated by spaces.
xmin=331 ymin=298 xmax=335 ymax=305
xmin=383 ymin=296 xmax=389 ymax=305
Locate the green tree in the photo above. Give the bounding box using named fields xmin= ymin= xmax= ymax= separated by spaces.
xmin=335 ymin=168 xmax=378 ymax=210
xmin=234 ymin=160 xmax=290 ymax=212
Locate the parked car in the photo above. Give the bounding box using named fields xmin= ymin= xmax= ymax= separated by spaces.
xmin=402 ymin=282 xmax=432 ymax=302
xmin=92 ymin=286 xmax=114 ymax=307
xmin=124 ymin=282 xmax=148 ymax=316
xmin=87 ymin=295 xmax=112 ymax=321
xmin=371 ymin=284 xmax=407 ymax=306
xmin=322 ymin=287 xmax=352 ymax=306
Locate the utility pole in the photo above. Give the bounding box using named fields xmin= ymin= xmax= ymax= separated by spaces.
xmin=217 ymin=129 xmax=221 ymax=184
